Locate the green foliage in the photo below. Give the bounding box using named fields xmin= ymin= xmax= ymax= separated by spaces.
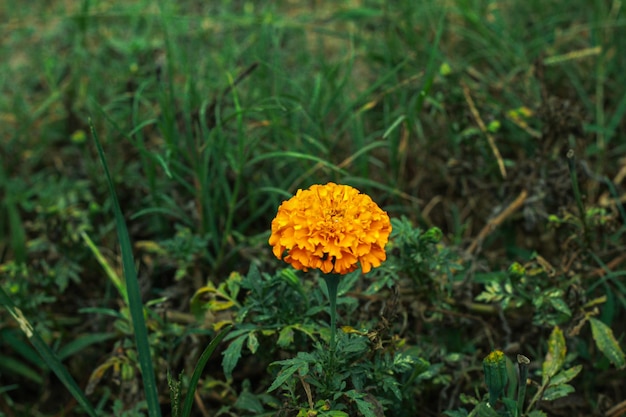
xmin=196 ymin=228 xmax=446 ymax=416
xmin=157 ymin=225 xmax=213 ymax=282
xmin=265 ymin=333 xmax=430 ymax=416
xmin=369 ymin=216 xmax=461 ymax=299
xmin=453 ymin=331 xmax=583 ymax=417
xmin=0 ymin=175 xmax=98 ymax=317
xmin=475 ymin=257 xmax=577 ymax=327
xmin=112 ymin=399 xmax=148 ymax=417
xmin=1 ymin=0 xmax=625 ymax=415
xmin=0 ymin=286 xmax=99 ymax=417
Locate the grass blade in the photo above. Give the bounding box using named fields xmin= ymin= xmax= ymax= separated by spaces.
xmin=89 ymin=120 xmax=162 ymax=417
xmin=0 ymin=286 xmax=98 ymax=417
xmin=248 ymin=151 xmax=349 ymax=177
xmin=181 ymin=325 xmax=232 ymax=417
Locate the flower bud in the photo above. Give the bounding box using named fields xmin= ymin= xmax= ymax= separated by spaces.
xmin=483 ymin=350 xmax=508 ymax=406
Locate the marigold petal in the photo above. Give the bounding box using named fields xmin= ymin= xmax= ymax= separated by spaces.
xmin=269 ymin=182 xmax=392 ymax=275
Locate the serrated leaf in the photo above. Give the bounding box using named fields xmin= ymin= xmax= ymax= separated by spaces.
xmin=549 ymin=365 xmax=582 ymax=386
xmin=234 ymin=390 xmax=264 ymax=413
xmin=267 ymin=363 xmax=303 ymax=392
xmin=379 ymin=375 xmax=402 ymax=400
xmin=222 ymin=334 xmax=247 ymax=380
xmin=247 ymin=264 xmax=261 ymax=284
xmin=542 ymin=326 xmax=566 ymax=384
xmin=344 ymin=390 xmax=379 ymax=417
xmin=541 ymin=383 xmax=575 ymax=401
xmin=589 ymin=318 xmax=626 ymax=369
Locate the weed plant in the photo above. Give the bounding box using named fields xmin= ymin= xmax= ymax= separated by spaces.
xmin=1 ymin=0 xmax=625 ymax=416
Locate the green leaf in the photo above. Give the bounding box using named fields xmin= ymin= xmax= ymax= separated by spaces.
xmin=542 ymin=326 xmax=566 ymax=384
xmin=1 ymin=330 xmax=42 ymax=369
xmin=344 ymin=390 xmax=378 ymax=417
xmin=0 ymin=353 xmax=43 ymax=384
xmin=277 ymin=326 xmax=294 ymax=348
xmin=589 ymin=318 xmax=625 ymax=368
xmin=443 ymin=410 xmax=469 ymax=417
xmin=549 ymin=365 xmax=582 ymax=386
xmin=234 ymin=390 xmax=264 ymax=413
xmin=57 ymin=332 xmax=117 ymax=361
xmin=471 ymin=402 xmax=500 ymax=417
xmin=331 ymin=7 xmax=383 ymax=21
xmin=541 ymin=383 xmax=575 ymax=401
xmin=500 ymin=397 xmax=517 ymax=416
xmin=247 ymin=332 xmax=259 ymax=354
xmin=6 ymin=200 xmax=26 ymax=263
xmin=549 ymin=297 xmax=572 ymax=317
xmin=247 ymin=264 xmax=261 ymax=283
xmin=527 ymin=411 xmax=548 ymax=417
xmin=222 ymin=333 xmax=247 ymax=380
xmin=267 ymin=362 xmax=304 ymax=393
xmin=505 ymin=355 xmax=518 ymax=400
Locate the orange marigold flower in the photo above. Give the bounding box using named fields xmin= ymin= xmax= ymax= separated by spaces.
xmin=269 ymin=182 xmax=392 ymax=275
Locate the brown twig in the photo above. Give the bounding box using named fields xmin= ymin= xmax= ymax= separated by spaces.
xmin=461 ymin=81 xmax=507 ymax=179
xmin=300 ymin=376 xmax=315 ymax=409
xmin=194 ymin=388 xmax=211 ymax=417
xmin=465 ymin=189 xmax=528 ymax=255
xmin=590 ymin=252 xmax=626 ymax=278
xmin=606 ymin=399 xmax=626 ymax=417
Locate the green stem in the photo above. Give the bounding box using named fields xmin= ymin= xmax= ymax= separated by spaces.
xmin=516 ymin=355 xmax=530 ymax=416
xmin=567 ymin=149 xmax=591 ymax=248
xmin=322 ymin=275 xmax=340 ymax=362
xmin=81 ymin=231 xmax=127 ymax=303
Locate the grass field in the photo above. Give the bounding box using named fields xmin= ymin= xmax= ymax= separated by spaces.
xmin=1 ymin=0 xmax=625 ymax=416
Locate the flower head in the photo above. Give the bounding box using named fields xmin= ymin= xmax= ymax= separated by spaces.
xmin=269 ymin=182 xmax=392 ymax=275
